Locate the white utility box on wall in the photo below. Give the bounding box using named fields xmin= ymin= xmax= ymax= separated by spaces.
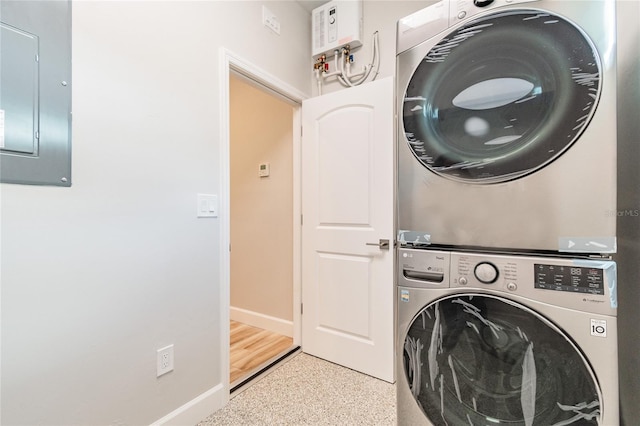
xmin=312 ymin=0 xmax=363 ymax=59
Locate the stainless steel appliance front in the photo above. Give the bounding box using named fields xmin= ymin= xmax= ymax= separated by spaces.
xmin=396 ymin=0 xmax=617 ymax=254
xmin=396 ymin=248 xmax=619 ymax=425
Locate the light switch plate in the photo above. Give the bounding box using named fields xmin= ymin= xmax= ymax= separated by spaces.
xmin=262 ymin=6 xmax=280 ymax=35
xmin=197 ymin=194 xmax=218 ymax=218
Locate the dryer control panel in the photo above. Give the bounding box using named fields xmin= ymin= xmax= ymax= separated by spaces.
xmin=398 ymin=248 xmax=617 ymax=316
xmin=397 ymin=0 xmax=539 ymax=54
xmin=450 ymin=0 xmax=539 ymax=25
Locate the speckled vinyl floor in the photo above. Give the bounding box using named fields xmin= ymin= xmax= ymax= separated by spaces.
xmin=197 ymin=353 xmax=396 ymax=425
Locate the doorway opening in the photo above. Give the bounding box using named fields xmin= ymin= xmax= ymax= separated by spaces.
xmin=219 ymin=49 xmax=305 ymax=398
xmin=229 ymin=72 xmax=298 ymax=390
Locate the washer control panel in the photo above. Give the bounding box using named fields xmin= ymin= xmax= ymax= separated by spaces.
xmin=474 ymin=262 xmax=499 ymax=283
xmin=399 ymin=249 xmax=450 ymax=288
xmin=534 ymin=263 xmax=605 ymax=295
xmin=398 ymin=248 xmax=617 ymax=315
xmin=453 ymin=252 xmax=518 ymax=289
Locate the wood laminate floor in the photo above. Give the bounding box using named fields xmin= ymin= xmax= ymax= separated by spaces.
xmin=230 ymin=320 xmax=294 ymax=384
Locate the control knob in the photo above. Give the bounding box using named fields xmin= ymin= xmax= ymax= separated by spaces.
xmin=474 ymin=262 xmax=499 ymax=284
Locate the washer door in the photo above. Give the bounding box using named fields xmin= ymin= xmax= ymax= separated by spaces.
xmin=402 ymin=10 xmax=601 ymax=183
xmin=402 ymin=294 xmax=601 ymax=425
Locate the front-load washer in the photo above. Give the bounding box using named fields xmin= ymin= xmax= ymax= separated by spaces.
xmin=396 ymin=0 xmax=617 ymax=254
xmin=397 ymin=248 xmax=618 ymax=425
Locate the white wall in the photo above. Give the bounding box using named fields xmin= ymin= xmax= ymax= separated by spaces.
xmin=230 ymin=75 xmax=294 ymax=330
xmin=0 ymin=1 xmax=310 ymax=425
xmin=315 ymin=0 xmax=435 ymax=95
xmin=0 ymin=1 xmax=441 ymax=423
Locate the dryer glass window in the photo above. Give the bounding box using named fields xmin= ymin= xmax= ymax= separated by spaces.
xmin=402 ymin=10 xmax=601 ymax=183
xmin=402 ymin=294 xmax=601 ymax=425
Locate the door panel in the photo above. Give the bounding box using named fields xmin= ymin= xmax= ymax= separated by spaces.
xmin=317 ymin=253 xmax=371 ymax=339
xmin=302 ymin=77 xmax=394 ymax=382
xmin=317 ymin=106 xmax=373 ymax=225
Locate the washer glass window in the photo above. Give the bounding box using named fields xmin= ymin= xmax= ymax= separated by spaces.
xmin=402 ymin=10 xmax=601 ymax=183
xmin=402 ymin=294 xmax=601 ymax=425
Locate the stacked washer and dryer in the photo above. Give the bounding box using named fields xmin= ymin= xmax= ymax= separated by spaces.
xmin=395 ymin=0 xmax=619 ymax=425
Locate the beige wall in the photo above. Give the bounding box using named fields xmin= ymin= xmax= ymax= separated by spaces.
xmin=230 ymin=75 xmax=294 ymax=326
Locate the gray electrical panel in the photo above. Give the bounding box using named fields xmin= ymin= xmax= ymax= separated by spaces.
xmin=1 ymin=1 xmax=72 ymax=186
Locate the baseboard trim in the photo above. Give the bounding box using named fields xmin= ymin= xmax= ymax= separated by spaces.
xmin=230 ymin=306 xmax=293 ymax=337
xmin=151 ymin=383 xmax=226 ymax=426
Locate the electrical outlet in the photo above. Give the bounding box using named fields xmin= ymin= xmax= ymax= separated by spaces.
xmin=262 ymin=6 xmax=281 ymax=35
xmin=157 ymin=344 xmax=174 ymax=377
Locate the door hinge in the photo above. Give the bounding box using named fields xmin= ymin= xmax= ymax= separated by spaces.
xmin=301 ymin=303 xmax=303 ymax=315
xmin=229 ymin=243 xmax=231 ymax=252
xmin=301 ymin=214 xmax=303 ymax=225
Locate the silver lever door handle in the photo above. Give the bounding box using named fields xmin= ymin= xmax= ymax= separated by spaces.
xmin=366 ymin=239 xmax=390 ymax=250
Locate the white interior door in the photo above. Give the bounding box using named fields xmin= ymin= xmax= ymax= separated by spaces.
xmin=301 ymin=77 xmax=394 ymax=383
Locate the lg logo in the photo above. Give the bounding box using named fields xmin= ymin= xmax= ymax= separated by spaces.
xmin=590 ymin=319 xmax=607 ymax=338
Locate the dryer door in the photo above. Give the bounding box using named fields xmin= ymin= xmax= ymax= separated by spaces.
xmin=402 ymin=294 xmax=601 ymax=425
xmin=402 ymin=10 xmax=601 ymax=183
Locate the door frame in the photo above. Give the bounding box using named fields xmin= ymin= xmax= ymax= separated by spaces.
xmin=218 ymin=47 xmax=307 ymax=398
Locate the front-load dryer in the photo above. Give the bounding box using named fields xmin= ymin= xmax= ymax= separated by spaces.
xmin=396 ymin=0 xmax=617 ymax=254
xmin=397 ymin=248 xmax=618 ymax=425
